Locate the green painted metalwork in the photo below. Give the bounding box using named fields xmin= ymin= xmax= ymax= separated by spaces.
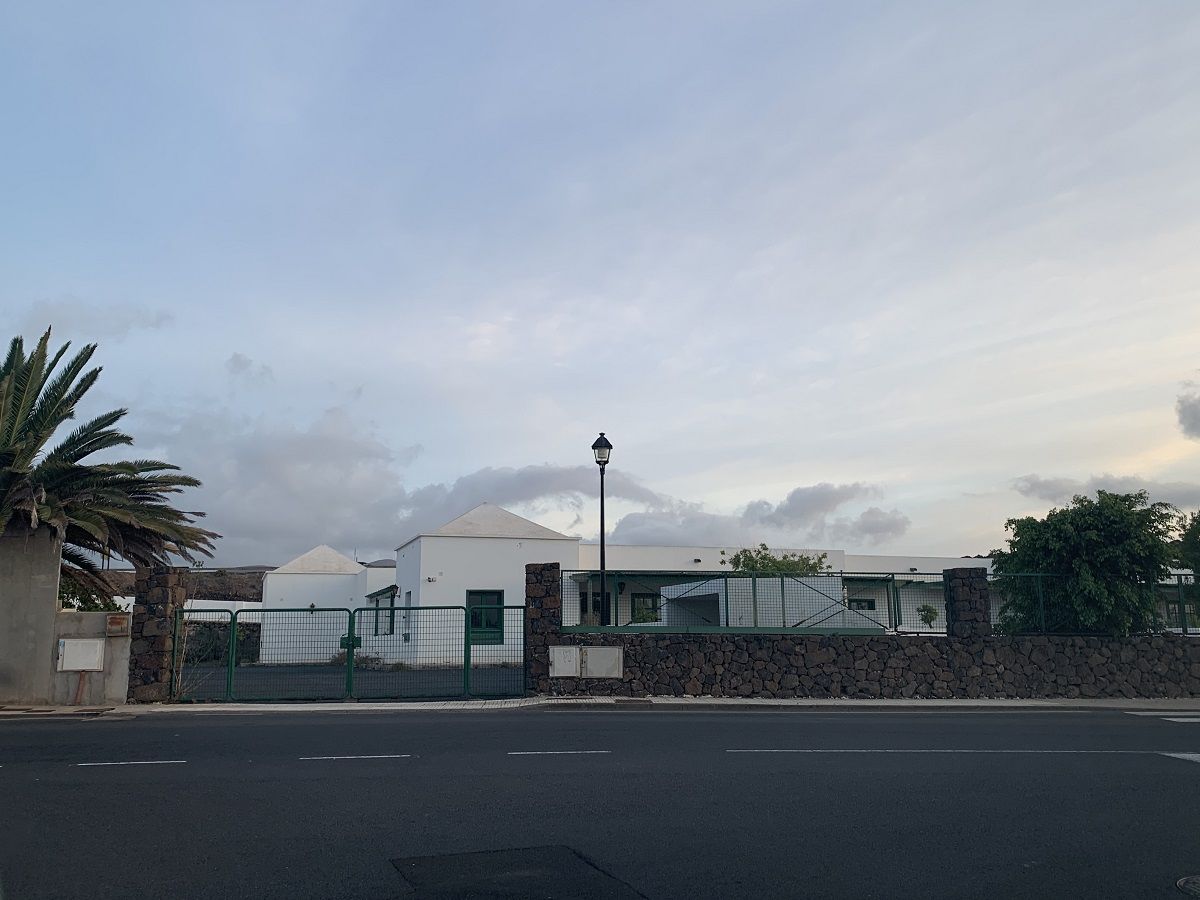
xmin=171 ymin=605 xmax=525 ymax=703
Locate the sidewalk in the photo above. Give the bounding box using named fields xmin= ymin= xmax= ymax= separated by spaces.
xmin=5 ymin=695 xmax=1200 ymax=718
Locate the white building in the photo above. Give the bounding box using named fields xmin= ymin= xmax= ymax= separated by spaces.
xmin=259 ymin=545 xmax=398 ymax=664
xmin=255 ymin=504 xmax=990 ymax=664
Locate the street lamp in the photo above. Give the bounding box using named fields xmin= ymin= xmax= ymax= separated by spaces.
xmin=591 ymin=432 xmax=612 ymax=625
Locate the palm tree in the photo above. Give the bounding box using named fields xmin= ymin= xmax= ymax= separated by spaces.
xmin=0 ymin=328 xmax=217 ymax=600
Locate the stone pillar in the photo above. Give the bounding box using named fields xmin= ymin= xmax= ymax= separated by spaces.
xmin=943 ymin=567 xmax=992 ymax=638
xmin=127 ymin=566 xmax=188 ymax=702
xmin=0 ymin=525 xmax=63 ymax=704
xmin=525 ymin=562 xmax=562 ymax=695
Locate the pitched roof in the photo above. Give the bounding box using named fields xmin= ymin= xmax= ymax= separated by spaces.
xmin=271 ymin=545 xmax=364 ymax=575
xmin=397 ymin=503 xmax=575 ymax=549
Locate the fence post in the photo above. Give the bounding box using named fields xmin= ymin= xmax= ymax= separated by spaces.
xmin=1179 ymin=575 xmax=1189 ymax=636
xmin=752 ymin=574 xmax=759 ymax=627
xmin=890 ymin=575 xmax=899 ymax=630
xmin=344 ymin=611 xmax=356 ymax=700
xmin=723 ymin=574 xmax=730 ymax=627
xmin=1037 ymin=575 xmax=1047 ymax=634
xmin=462 ymin=607 xmax=472 ymax=697
xmin=781 ymin=576 xmax=786 ymax=627
xmin=225 ymin=610 xmax=238 ymax=701
xmin=169 ymin=608 xmax=182 ymax=700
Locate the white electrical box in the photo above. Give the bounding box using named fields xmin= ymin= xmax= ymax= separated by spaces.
xmin=549 ymin=645 xmax=580 ymax=677
xmin=580 ymin=646 xmax=623 ymax=679
xmin=57 ymin=638 xmax=105 ymax=672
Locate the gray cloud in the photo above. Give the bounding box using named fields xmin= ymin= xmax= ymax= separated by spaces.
xmin=20 ymin=298 xmax=173 ymax=341
xmin=1013 ymin=473 xmax=1200 ymax=509
xmin=135 ymin=406 xmax=665 ymax=564
xmin=609 ymin=483 xmax=909 ymax=549
xmin=831 ymin=507 xmax=912 ymax=544
xmin=225 ymin=351 xmax=273 ymax=383
xmin=742 ymin=483 xmax=875 ymax=528
xmin=1178 ymin=385 xmax=1200 ymax=439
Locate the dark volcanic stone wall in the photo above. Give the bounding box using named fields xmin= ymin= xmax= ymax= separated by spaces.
xmin=525 ymin=563 xmax=1200 ymax=700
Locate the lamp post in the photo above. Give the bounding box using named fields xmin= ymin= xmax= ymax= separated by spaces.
xmin=591 ymin=432 xmax=612 ymax=625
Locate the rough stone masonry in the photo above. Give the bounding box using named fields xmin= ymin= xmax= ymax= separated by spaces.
xmin=127 ymin=566 xmax=188 ymax=702
xmin=525 ymin=563 xmax=1200 ymax=699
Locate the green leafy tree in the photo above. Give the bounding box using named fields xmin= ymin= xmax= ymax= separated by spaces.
xmin=917 ymin=603 xmax=939 ymax=629
xmin=1175 ymin=511 xmax=1200 ymax=574
xmin=1 ymin=328 xmax=218 ymax=604
xmin=58 ymin=575 xmax=122 ymax=612
xmin=992 ymin=490 xmax=1176 ymax=636
xmin=720 ymin=543 xmax=829 ymax=575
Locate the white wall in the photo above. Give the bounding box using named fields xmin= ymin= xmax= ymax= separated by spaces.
xmin=407 ymin=535 xmax=577 ymax=665
xmin=579 ymin=544 xmax=848 ymax=572
xmin=842 ymin=554 xmax=992 ymax=573
xmin=260 ymin=571 xmax=364 ymax=664
xmin=577 ymin=544 xmax=985 ymax=575
xmin=396 ymin=542 xmax=422 ymax=609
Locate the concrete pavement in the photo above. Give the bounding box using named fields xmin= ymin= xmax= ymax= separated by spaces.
xmin=6 ymin=695 xmax=1200 ymax=717
xmin=2 ymin=706 xmax=1200 ymax=898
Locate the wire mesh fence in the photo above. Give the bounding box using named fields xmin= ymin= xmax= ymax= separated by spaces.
xmin=559 ymin=570 xmax=1200 ymax=637
xmin=172 ymin=605 xmax=525 ymax=702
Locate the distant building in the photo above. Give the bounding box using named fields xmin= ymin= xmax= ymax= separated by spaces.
xmin=254 ymin=503 xmax=990 ymax=664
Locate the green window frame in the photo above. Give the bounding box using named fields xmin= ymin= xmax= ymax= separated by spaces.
xmin=631 ymin=592 xmax=662 ymax=624
xmin=466 ymin=590 xmax=504 ymax=645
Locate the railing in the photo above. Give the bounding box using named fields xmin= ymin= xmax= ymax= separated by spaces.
xmin=558 ymin=570 xmax=1200 ymax=636
xmin=171 ymin=605 xmax=524 ymax=702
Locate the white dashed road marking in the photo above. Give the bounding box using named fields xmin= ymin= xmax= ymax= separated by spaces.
xmin=298 ymin=755 xmax=412 ymax=760
xmin=727 ymin=749 xmax=1153 ymax=755
xmin=507 ymin=750 xmax=612 ymax=756
xmin=76 ymin=760 xmax=187 ymax=767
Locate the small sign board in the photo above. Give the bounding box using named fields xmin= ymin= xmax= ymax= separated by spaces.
xmin=105 ymin=614 xmax=131 ymax=636
xmin=57 ymin=638 xmax=105 ymax=672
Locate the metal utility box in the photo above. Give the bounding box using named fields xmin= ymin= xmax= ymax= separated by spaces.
xmin=57 ymin=638 xmax=105 ymax=672
xmin=549 ymin=645 xmax=580 ymax=677
xmin=580 ymin=646 xmax=623 ymax=679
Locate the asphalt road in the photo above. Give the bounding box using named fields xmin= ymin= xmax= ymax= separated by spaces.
xmin=2 ymin=708 xmax=1199 ymax=899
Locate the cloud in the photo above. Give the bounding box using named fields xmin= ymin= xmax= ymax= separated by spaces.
xmin=135 ymin=406 xmax=665 ymax=564
xmin=225 ymin=351 xmax=273 ymax=383
xmin=20 ymin=298 xmax=173 ymax=341
xmin=609 ymin=483 xmax=909 ymax=549
xmin=1178 ymin=384 xmax=1200 ymax=439
xmin=1013 ymin=473 xmax=1200 ymax=508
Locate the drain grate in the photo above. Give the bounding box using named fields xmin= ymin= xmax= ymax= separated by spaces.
xmin=392 ymin=845 xmax=648 ymax=899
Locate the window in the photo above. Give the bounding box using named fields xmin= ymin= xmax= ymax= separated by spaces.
xmin=848 ymin=598 xmax=876 ymax=611
xmin=466 ymin=590 xmax=504 ymax=645
xmin=631 ymin=592 xmax=662 ymax=624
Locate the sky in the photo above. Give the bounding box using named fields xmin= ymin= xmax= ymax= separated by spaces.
xmin=2 ymin=1 xmax=1199 ymax=565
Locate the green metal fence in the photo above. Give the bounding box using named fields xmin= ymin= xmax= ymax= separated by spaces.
xmin=172 ymin=605 xmax=524 ymax=702
xmin=559 ymin=570 xmax=1200 ymax=637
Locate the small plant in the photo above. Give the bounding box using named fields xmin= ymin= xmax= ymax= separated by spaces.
xmin=917 ymin=603 xmax=940 ymax=628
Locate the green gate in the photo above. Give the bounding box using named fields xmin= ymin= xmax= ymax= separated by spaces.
xmin=171 ymin=606 xmax=525 ymax=702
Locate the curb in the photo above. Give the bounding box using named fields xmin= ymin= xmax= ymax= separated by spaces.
xmin=5 ymin=697 xmax=1200 ymax=718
